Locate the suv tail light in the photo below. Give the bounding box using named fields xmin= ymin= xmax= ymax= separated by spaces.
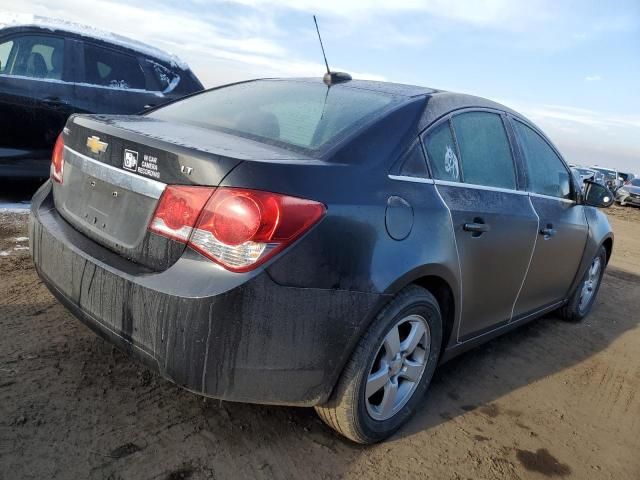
xmin=149 ymin=186 xmax=325 ymax=272
xmin=51 ymin=134 xmax=65 ymax=183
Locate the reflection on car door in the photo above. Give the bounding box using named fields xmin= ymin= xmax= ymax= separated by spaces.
xmin=510 ymin=119 xmax=589 ymax=317
xmin=73 ymin=42 xmax=165 ymax=115
xmin=424 ymin=111 xmax=539 ymax=340
xmin=0 ymin=33 xmax=74 ymax=175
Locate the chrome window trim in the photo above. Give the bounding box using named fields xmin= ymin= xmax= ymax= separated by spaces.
xmin=433 ymin=179 xmax=528 ymax=196
xmin=528 ymin=191 xmax=576 ymax=204
xmin=63 ymin=146 xmax=166 ymax=199
xmin=387 ymin=174 xmax=435 ymax=184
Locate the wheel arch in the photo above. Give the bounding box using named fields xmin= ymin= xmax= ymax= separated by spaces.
xmin=602 ymin=235 xmax=614 ymax=265
xmin=383 ymin=263 xmax=460 ymax=355
xmin=412 ymin=275 xmax=457 ymax=356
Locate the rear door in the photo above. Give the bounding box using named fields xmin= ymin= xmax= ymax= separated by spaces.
xmin=0 ymin=33 xmax=74 ymax=172
xmin=73 ymin=42 xmax=162 ymax=115
xmin=510 ymin=119 xmax=588 ymax=316
xmin=423 ymin=110 xmax=538 ymax=340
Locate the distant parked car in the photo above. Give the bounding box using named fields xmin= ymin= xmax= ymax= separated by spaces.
xmin=616 ymin=178 xmax=640 ymax=207
xmin=0 ymin=17 xmax=203 ymax=178
xmin=590 ymin=166 xmax=622 ymax=191
xmin=619 ymin=172 xmax=636 ymax=185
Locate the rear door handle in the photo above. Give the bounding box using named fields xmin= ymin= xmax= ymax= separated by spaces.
xmin=43 ymin=96 xmax=69 ymax=108
xmin=463 ymin=219 xmax=490 ymax=236
xmin=539 ymin=224 xmax=556 ymax=238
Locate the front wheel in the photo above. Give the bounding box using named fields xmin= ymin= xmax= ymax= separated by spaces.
xmin=315 ymin=285 xmax=442 ymax=444
xmin=560 ymin=245 xmax=607 ymax=322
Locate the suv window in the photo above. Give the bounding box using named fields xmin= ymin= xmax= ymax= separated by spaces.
xmin=451 ymin=111 xmax=516 ymax=189
xmin=513 ymin=120 xmax=571 ymax=199
xmin=0 ymin=40 xmax=13 ymax=73
xmin=423 ymin=121 xmax=460 ymax=182
xmin=0 ymin=35 xmax=64 ymax=79
xmin=146 ymin=59 xmax=178 ymax=92
xmin=83 ymin=44 xmax=145 ymax=90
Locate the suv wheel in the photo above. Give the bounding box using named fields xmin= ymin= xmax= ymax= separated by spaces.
xmin=560 ymin=245 xmax=607 ymax=322
xmin=315 ymin=285 xmax=442 ymax=444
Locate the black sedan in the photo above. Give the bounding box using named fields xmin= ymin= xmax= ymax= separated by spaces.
xmin=0 ymin=19 xmax=203 ymax=178
xmin=29 ymin=77 xmax=614 ymax=443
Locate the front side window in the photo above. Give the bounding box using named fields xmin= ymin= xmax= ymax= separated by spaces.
xmin=83 ymin=44 xmax=145 ymax=90
xmin=423 ymin=121 xmax=460 ymax=182
xmin=451 ymin=111 xmax=517 ymax=189
xmin=513 ymin=120 xmax=571 ymax=199
xmin=0 ymin=35 xmax=64 ymax=79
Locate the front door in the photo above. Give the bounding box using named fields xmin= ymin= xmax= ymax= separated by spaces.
xmin=423 ymin=111 xmax=538 ymax=340
xmin=510 ymin=119 xmax=588 ymax=316
xmin=0 ymin=33 xmax=73 ymax=175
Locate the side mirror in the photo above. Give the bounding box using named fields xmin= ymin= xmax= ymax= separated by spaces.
xmin=583 ymin=181 xmax=614 ymax=208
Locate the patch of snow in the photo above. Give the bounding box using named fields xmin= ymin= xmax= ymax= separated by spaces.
xmin=14 ymin=246 xmax=29 ymax=251
xmin=14 ymin=237 xmax=28 ymax=242
xmin=0 ymin=13 xmax=188 ymax=69
xmin=0 ymin=251 xmax=9 ymax=256
xmin=0 ymin=201 xmax=30 ymax=214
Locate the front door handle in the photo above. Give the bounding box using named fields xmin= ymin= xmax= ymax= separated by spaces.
xmin=539 ymin=224 xmax=556 ymax=238
xmin=463 ymin=219 xmax=490 ymax=237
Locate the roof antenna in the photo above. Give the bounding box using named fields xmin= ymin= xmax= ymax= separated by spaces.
xmin=313 ymin=15 xmax=351 ymax=86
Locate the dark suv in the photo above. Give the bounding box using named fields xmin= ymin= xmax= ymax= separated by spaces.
xmin=29 ymin=78 xmax=614 ymax=443
xmin=0 ymin=20 xmax=203 ymax=178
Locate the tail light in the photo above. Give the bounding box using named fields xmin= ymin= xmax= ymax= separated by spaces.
xmin=149 ymin=186 xmax=215 ymax=241
xmin=51 ymin=134 xmax=65 ymax=183
xmin=149 ymin=186 xmax=325 ymax=272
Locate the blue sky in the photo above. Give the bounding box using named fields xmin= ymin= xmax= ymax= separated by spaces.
xmin=4 ymin=0 xmax=640 ymax=171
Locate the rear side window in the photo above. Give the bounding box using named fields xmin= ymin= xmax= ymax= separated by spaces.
xmin=149 ymin=80 xmax=398 ymax=153
xmin=0 ymin=35 xmax=64 ymax=79
xmin=451 ymin=111 xmax=516 ymax=189
xmin=146 ymin=59 xmax=179 ymax=92
xmin=513 ymin=121 xmax=571 ymax=199
xmin=423 ymin=121 xmax=460 ymax=182
xmin=83 ymin=44 xmax=145 ymax=90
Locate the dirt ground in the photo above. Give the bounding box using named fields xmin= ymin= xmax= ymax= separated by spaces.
xmin=1 ymin=203 xmax=639 ymax=480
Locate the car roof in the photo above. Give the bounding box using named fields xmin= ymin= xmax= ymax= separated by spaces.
xmin=0 ymin=14 xmax=188 ymax=69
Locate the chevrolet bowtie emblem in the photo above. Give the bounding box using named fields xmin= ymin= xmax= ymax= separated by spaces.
xmin=86 ymin=136 xmax=108 ymax=154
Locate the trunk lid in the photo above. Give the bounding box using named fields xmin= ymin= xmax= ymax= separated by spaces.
xmin=53 ymin=114 xmax=308 ymax=271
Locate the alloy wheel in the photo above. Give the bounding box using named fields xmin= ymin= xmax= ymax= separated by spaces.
xmin=579 ymin=256 xmax=602 ymax=312
xmin=365 ymin=314 xmax=430 ymax=421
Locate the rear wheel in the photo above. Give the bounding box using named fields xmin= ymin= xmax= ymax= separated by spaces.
xmin=560 ymin=245 xmax=606 ymax=322
xmin=315 ymin=286 xmax=442 ymax=444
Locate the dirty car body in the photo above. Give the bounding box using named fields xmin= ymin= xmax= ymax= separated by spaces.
xmin=29 ymin=78 xmax=613 ymax=413
xmin=0 ymin=20 xmax=203 ymax=178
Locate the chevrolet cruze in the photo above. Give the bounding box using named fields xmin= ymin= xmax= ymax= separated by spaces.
xmin=29 ymin=77 xmax=614 ymax=443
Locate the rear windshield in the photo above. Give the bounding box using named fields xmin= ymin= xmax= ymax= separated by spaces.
xmin=148 ymin=80 xmax=398 ymax=154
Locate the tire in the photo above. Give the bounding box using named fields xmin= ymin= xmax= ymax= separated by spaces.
xmin=315 ymin=285 xmax=442 ymax=444
xmin=560 ymin=245 xmax=607 ymax=322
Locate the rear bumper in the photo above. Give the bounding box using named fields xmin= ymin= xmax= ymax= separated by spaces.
xmin=29 ymin=182 xmax=386 ymax=406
